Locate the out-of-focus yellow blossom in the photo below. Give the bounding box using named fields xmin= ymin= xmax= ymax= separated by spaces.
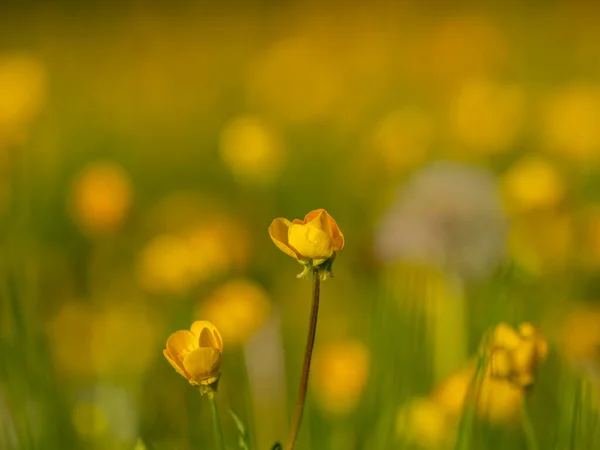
xmin=432 ymin=365 xmax=524 ymax=425
xmin=583 ymin=210 xmax=600 ymax=269
xmin=197 ymin=279 xmax=271 ymax=345
xmin=559 ymin=306 xmax=600 ymax=364
xmin=47 ymin=301 xmax=158 ymax=377
xmin=372 ymin=108 xmax=433 ymax=174
xmin=502 ymin=157 xmax=565 ymax=212
xmin=246 ymin=35 xmax=344 ymax=123
xmin=449 ymin=80 xmax=524 ymax=154
xmin=396 ymin=397 xmax=453 ymax=449
xmin=0 ymin=53 xmax=46 ymax=141
xmin=90 ymin=304 xmax=157 ymax=375
xmin=137 ymin=233 xmax=205 ymax=295
xmin=488 ymin=322 xmax=548 ymax=389
xmin=69 ymin=161 xmax=133 ymax=236
xmin=311 ymin=340 xmax=369 ymax=415
xmin=137 ymin=219 xmax=250 ymax=295
xmin=422 ymin=16 xmax=507 ymax=86
xmin=219 ymin=115 xmax=285 ymax=185
xmin=72 ymin=402 xmax=108 ymax=439
xmin=47 ymin=302 xmax=95 ymax=376
xmin=542 ymin=85 xmax=600 ymax=164
xmin=163 ymin=321 xmax=223 ymax=390
xmin=269 ymin=209 xmax=344 ymax=267
xmin=508 ymin=211 xmax=573 ymax=275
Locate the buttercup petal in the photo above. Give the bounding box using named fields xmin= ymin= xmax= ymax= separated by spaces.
xmin=304 ymin=209 xmax=344 ymax=251
xmin=493 ymin=323 xmax=521 ymax=350
xmin=166 ymin=330 xmax=198 ymax=366
xmin=269 ymin=218 xmax=300 ymax=259
xmin=288 ymin=221 xmax=334 ymax=260
xmin=191 ymin=320 xmax=223 ymax=351
xmin=183 ymin=347 xmax=222 ymax=384
xmin=305 ymin=209 xmax=333 ymax=236
xmin=199 ymin=327 xmax=218 ymax=349
xmin=163 ymin=349 xmax=190 ymax=379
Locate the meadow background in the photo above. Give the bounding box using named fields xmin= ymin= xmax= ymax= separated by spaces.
xmin=1 ymin=1 xmax=600 ymax=449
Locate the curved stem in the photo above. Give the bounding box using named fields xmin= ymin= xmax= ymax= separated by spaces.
xmin=208 ymin=392 xmax=225 ymax=450
xmin=286 ymin=270 xmax=321 ymax=450
xmin=521 ymin=397 xmax=539 ymax=450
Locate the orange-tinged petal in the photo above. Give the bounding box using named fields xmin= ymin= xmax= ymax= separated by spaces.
xmin=269 ymin=218 xmax=300 ymax=259
xmin=166 ymin=330 xmax=198 ymax=366
xmin=288 ymin=220 xmax=334 ymax=260
xmin=191 ymin=320 xmax=223 ymax=352
xmin=163 ymin=349 xmax=190 ymax=380
xmin=183 ymin=347 xmax=222 ymax=384
xmin=304 ymin=209 xmax=344 ymax=252
xmin=199 ymin=327 xmax=217 ymax=348
xmin=493 ymin=323 xmax=521 ymax=350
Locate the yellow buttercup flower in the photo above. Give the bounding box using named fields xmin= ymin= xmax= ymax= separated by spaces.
xmin=488 ymin=322 xmax=548 ymax=389
xmin=163 ymin=321 xmax=223 ymax=391
xmin=269 ymin=209 xmax=344 ymax=268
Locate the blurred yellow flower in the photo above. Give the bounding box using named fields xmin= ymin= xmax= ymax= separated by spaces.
xmin=422 ymin=16 xmax=507 ymax=86
xmin=72 ymin=401 xmax=109 ymax=439
xmin=47 ymin=301 xmax=158 ymax=377
xmin=0 ymin=53 xmax=46 ymax=141
xmin=137 ymin=218 xmax=250 ymax=295
xmin=449 ymin=80 xmax=524 ymax=154
xmin=163 ymin=321 xmax=223 ymax=389
xmin=542 ymin=84 xmax=600 ymax=164
xmin=69 ymin=161 xmax=133 ymax=236
xmin=488 ymin=322 xmax=548 ymax=389
xmin=47 ymin=302 xmax=95 ymax=376
xmin=269 ymin=209 xmax=344 ymax=266
xmin=246 ymin=35 xmax=344 ymax=123
xmin=372 ymin=108 xmax=433 ymax=174
xmin=502 ymin=157 xmax=565 ymax=212
xmin=583 ymin=210 xmax=600 ymax=269
xmin=432 ymin=364 xmax=523 ymax=425
xmin=137 ymin=233 xmax=205 ymax=295
xmin=396 ymin=397 xmax=453 ymax=449
xmin=508 ymin=211 xmax=573 ymax=275
xmin=311 ymin=340 xmax=369 ymax=415
xmin=559 ymin=306 xmax=600 ymax=364
xmin=197 ymin=279 xmax=271 ymax=345
xmin=219 ymin=115 xmax=284 ymax=185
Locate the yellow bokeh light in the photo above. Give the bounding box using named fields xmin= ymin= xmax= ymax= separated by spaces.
xmin=559 ymin=306 xmax=600 ymax=364
xmin=396 ymin=397 xmax=453 ymax=449
xmin=449 ymin=80 xmax=525 ymax=154
xmin=0 ymin=53 xmax=46 ymax=140
xmin=246 ymin=35 xmax=344 ymax=123
xmin=311 ymin=340 xmax=370 ymax=415
xmin=502 ymin=157 xmax=566 ymax=212
xmin=47 ymin=301 xmax=158 ymax=377
xmin=197 ymin=279 xmax=271 ymax=345
xmin=69 ymin=161 xmax=133 ymax=236
xmin=219 ymin=115 xmax=285 ymax=185
xmin=372 ymin=108 xmax=433 ymax=174
xmin=542 ymin=84 xmax=600 ymax=164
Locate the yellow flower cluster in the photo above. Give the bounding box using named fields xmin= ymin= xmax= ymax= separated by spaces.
xmin=488 ymin=322 xmax=548 ymax=389
xmin=397 ymin=323 xmax=548 ymax=447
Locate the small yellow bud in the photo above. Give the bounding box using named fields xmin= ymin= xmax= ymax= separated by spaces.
xmin=268 ymin=209 xmax=344 ymax=271
xmin=163 ymin=321 xmax=223 ymax=392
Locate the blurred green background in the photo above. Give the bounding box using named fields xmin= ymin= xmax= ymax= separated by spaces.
xmin=1 ymin=1 xmax=600 ymax=449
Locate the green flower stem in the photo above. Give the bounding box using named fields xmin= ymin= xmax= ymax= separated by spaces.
xmin=521 ymin=397 xmax=539 ymax=450
xmin=207 ymin=392 xmax=225 ymax=450
xmin=286 ymin=270 xmax=321 ymax=450
xmin=455 ymin=337 xmax=489 ymax=450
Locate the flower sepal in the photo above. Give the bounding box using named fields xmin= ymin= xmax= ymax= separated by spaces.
xmin=199 ymin=377 xmax=220 ymax=397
